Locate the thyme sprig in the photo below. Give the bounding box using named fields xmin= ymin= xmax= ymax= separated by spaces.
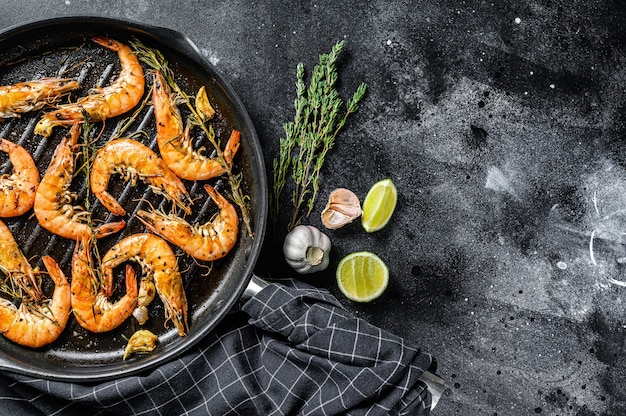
xmin=130 ymin=40 xmax=253 ymax=236
xmin=271 ymin=41 xmax=367 ymax=231
xmin=78 ymin=111 xmax=97 ymax=211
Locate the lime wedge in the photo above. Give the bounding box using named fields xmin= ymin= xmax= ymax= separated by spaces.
xmin=336 ymin=251 xmax=389 ymax=302
xmin=361 ymin=178 xmax=397 ymax=232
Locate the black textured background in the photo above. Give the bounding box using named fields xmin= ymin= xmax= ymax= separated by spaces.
xmin=1 ymin=1 xmax=625 ymax=414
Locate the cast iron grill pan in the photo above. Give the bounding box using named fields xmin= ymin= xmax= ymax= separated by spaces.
xmin=0 ymin=17 xmax=266 ymax=381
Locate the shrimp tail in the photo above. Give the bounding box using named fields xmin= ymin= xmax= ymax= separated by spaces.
xmin=223 ymin=129 xmax=241 ymax=167
xmin=94 ymin=220 xmax=127 ymax=239
xmin=124 ymin=265 xmax=139 ymax=306
xmin=41 ymin=255 xmax=67 ymax=287
xmin=204 ymin=184 xmax=227 ymax=207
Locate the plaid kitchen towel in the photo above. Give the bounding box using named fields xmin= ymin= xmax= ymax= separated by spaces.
xmin=0 ymin=279 xmax=440 ymax=415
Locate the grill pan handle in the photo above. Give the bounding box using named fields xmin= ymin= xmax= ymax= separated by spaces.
xmin=242 ymin=274 xmax=269 ymax=301
xmin=130 ymin=21 xmax=207 ymax=63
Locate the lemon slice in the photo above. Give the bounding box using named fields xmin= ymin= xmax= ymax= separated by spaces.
xmin=336 ymin=251 xmax=389 ymax=302
xmin=361 ymin=178 xmax=397 ymax=232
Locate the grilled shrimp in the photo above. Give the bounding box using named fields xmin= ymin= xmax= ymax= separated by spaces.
xmin=0 ymin=219 xmax=42 ymax=301
xmin=0 ymin=138 xmax=39 ymax=218
xmin=70 ymin=235 xmax=137 ymax=333
xmin=34 ymin=123 xmax=126 ymax=240
xmin=0 ymin=77 xmax=80 ymax=119
xmin=90 ymin=138 xmax=192 ymax=216
xmin=136 ymin=184 xmax=238 ymax=262
xmin=152 ymin=70 xmax=240 ymax=180
xmin=35 ymin=36 xmax=145 ymax=137
xmin=102 ymin=233 xmax=188 ymax=336
xmin=0 ymin=255 xmax=70 ymax=348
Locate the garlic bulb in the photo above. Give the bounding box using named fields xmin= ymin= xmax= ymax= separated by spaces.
xmin=321 ymin=188 xmax=362 ymax=229
xmin=283 ymin=225 xmax=331 ymax=274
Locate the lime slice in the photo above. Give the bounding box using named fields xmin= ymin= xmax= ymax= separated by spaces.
xmin=336 ymin=251 xmax=389 ymax=302
xmin=361 ymin=178 xmax=397 ymax=232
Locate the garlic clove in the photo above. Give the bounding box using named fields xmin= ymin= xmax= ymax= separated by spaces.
xmin=123 ymin=329 xmax=158 ymax=360
xmin=322 ymin=210 xmax=355 ymax=230
xmin=321 ymin=188 xmax=362 ymax=229
xmin=195 ymin=85 xmax=216 ymax=121
xmin=132 ymin=306 xmax=150 ymax=325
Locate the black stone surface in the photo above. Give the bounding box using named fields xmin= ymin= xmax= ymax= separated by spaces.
xmin=1 ymin=1 xmax=625 ymax=414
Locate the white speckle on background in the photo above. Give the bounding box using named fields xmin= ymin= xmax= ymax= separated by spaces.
xmin=514 ymin=17 xmax=521 ymax=24
xmin=550 ymin=84 xmax=555 ymax=89
xmin=556 ymin=261 xmax=567 ymax=270
xmin=200 ymin=48 xmax=220 ymax=66
xmin=65 ymin=0 xmax=70 ymax=4
xmin=485 ymin=166 xmax=520 ymax=199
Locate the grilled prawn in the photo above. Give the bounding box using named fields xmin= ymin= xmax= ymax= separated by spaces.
xmin=0 ymin=256 xmax=70 ymax=348
xmin=136 ymin=184 xmax=238 ymax=262
xmin=102 ymin=233 xmax=188 ymax=336
xmin=152 ymin=70 xmax=240 ymax=180
xmin=34 ymin=123 xmax=126 ymax=240
xmin=0 ymin=138 xmax=39 ymax=218
xmin=70 ymin=235 xmax=138 ymax=333
xmin=0 ymin=77 xmax=79 ymax=119
xmin=35 ymin=36 xmax=145 ymax=137
xmin=90 ymin=137 xmax=192 ymax=216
